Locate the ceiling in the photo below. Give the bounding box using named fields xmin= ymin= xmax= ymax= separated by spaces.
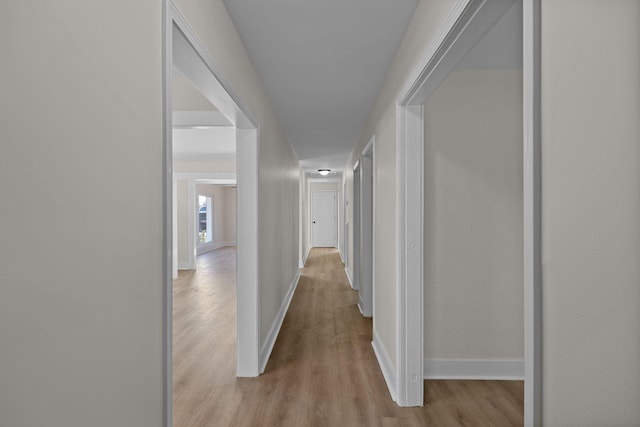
xmin=224 ymin=0 xmax=418 ymax=174
xmin=173 ymin=127 xmax=236 ymax=161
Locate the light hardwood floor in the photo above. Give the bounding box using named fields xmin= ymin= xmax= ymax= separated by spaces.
xmin=173 ymin=247 xmax=523 ymax=426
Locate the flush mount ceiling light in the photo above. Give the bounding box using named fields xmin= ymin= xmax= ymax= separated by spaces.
xmin=317 ymin=169 xmax=331 ymax=176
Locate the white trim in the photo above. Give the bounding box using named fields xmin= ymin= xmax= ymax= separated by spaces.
xmin=358 ymin=136 xmax=374 ymax=318
xmin=523 ymin=1 xmax=542 ymax=425
xmin=173 ymin=172 xmax=236 ymax=182
xmin=372 ymin=333 xmax=398 ymax=402
xmin=186 ymin=180 xmax=197 ymax=270
xmin=395 ymin=0 xmax=540 ymax=415
xmin=352 ymin=162 xmax=361 ymax=293
xmin=299 ymin=169 xmax=305 ymax=269
xmin=343 ymin=180 xmax=348 ymax=268
xmin=344 ymin=267 xmax=354 ymax=289
xmin=259 ymin=271 xmax=301 ymax=373
xmin=196 ymin=241 xmax=236 ymax=255
xmin=362 ymin=137 xmax=374 ymax=158
xmin=424 ymin=359 xmax=524 ymax=380
xmin=172 ymin=172 xmax=179 ymax=280
xmin=161 ymin=2 xmax=172 ymax=424
xmin=366 ymin=136 xmax=376 ymax=322
xmin=173 ymin=153 xmax=237 ymax=162
xmin=395 ymin=103 xmax=424 ymax=407
xmin=236 ymin=127 xmax=261 ymax=378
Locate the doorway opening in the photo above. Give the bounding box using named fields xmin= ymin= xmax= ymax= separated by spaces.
xmin=303 ymin=173 xmax=343 ymax=258
xmin=163 ymin=3 xmax=261 ymax=425
xmin=394 ymin=2 xmax=540 ymax=426
xmin=352 ymin=161 xmax=361 ymax=292
xmin=423 ymin=0 xmax=524 ymax=393
xmin=358 ymin=137 xmax=374 ymax=318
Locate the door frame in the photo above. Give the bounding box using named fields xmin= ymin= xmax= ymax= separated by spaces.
xmin=352 ymin=161 xmax=361 ymax=291
xmin=162 ymin=2 xmax=261 ymax=426
xmin=394 ymin=1 xmax=541 ymax=426
xmin=343 ymin=181 xmax=348 ymax=266
xmin=359 ymin=136 xmax=374 ymax=318
xmin=311 ymin=189 xmax=337 ymax=247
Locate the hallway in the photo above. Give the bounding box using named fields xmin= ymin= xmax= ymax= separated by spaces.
xmin=173 ymin=247 xmax=523 ymax=426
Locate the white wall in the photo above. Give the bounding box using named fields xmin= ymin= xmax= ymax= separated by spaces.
xmin=344 ymin=0 xmax=457 ymax=373
xmin=171 ymin=0 xmax=300 ymax=359
xmin=541 ymin=1 xmax=640 ymax=425
xmin=0 ymin=2 xmax=164 ymax=426
xmin=342 ymin=171 xmax=352 ymax=279
xmin=423 ymin=69 xmax=523 ymax=361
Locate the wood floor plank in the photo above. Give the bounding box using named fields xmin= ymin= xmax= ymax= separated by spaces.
xmin=173 ymin=247 xmax=524 ymax=426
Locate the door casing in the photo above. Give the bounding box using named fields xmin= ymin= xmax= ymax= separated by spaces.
xmin=394 ymin=2 xmax=541 ymax=427
xmin=359 ymin=137 xmax=374 ymax=318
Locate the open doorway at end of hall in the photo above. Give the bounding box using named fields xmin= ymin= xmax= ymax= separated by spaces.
xmin=173 ymin=180 xmax=237 ymax=275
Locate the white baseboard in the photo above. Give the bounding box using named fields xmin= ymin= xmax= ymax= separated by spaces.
xmin=424 ymin=359 xmax=524 ymax=380
xmin=372 ymin=333 xmax=398 ymax=402
xmin=259 ymin=271 xmax=301 ymax=373
xmin=357 ymin=299 xmax=371 ymax=318
xmin=344 ymin=267 xmax=353 ymax=288
xmin=196 ymin=241 xmax=236 ymax=255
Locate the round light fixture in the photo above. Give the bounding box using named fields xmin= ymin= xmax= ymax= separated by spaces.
xmin=317 ymin=169 xmax=331 ymax=176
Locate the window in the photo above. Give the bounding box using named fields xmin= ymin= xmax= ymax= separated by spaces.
xmin=198 ymin=195 xmax=213 ymax=244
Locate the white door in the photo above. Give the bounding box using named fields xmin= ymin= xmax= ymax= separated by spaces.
xmin=311 ymin=190 xmax=337 ymax=247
